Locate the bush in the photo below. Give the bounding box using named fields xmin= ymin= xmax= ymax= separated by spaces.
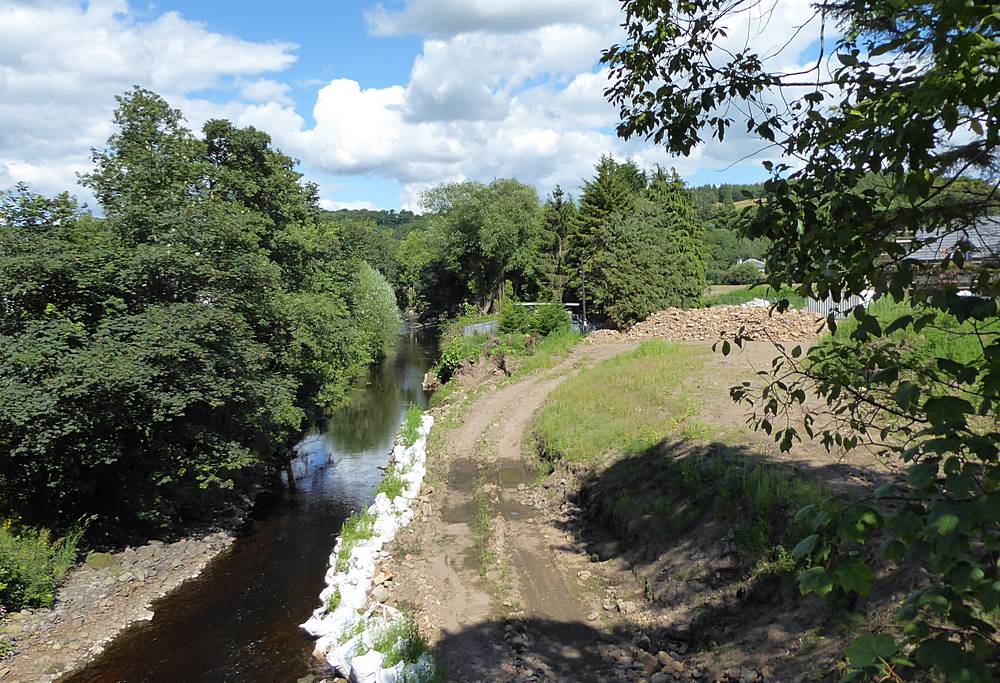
xmin=499 ymin=299 xmax=531 ymax=334
xmin=0 ymin=521 xmax=82 ymax=610
xmin=529 ymin=303 xmax=571 ymax=336
xmin=434 ymin=334 xmax=487 ymax=382
xmin=500 ymin=301 xmax=570 ymax=336
xmin=721 ymin=261 xmax=764 ymax=285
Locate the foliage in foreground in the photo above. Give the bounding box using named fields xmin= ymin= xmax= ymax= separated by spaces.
xmin=605 ymin=0 xmax=999 ymax=678
xmin=0 ymin=521 xmax=82 ymax=610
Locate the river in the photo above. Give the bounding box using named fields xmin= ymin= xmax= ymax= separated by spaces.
xmin=68 ymin=332 xmax=435 ymax=683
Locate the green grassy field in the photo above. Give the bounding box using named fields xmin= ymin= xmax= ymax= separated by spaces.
xmin=531 ymin=341 xmax=711 ymax=467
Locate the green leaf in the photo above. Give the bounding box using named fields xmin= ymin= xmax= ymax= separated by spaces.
xmin=792 ymin=534 xmax=819 ymax=558
xmin=845 ymin=634 xmax=897 ymax=668
xmin=798 ymin=566 xmax=834 ymax=596
xmin=907 ymin=460 xmax=939 ymax=489
xmin=834 ymin=558 xmax=876 ymax=596
xmin=923 ymin=395 xmax=974 ymax=430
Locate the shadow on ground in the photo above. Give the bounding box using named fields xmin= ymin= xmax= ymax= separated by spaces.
xmin=432 ymin=617 xmax=636 ymax=683
xmin=530 ymin=438 xmax=902 ymax=681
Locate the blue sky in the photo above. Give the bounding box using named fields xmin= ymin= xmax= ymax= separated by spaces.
xmin=0 ymin=0 xmax=821 ymax=210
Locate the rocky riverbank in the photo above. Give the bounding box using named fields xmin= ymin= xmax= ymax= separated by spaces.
xmin=0 ymin=531 xmax=233 ymax=682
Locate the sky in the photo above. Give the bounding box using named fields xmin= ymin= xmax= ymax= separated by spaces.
xmin=0 ymin=0 xmax=825 ymax=211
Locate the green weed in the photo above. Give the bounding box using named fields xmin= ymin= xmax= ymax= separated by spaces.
xmin=377 ymin=466 xmax=407 ymax=502
xmin=0 ymin=520 xmax=83 ymax=610
xmin=326 ymin=586 xmax=342 ymax=612
xmin=335 ymin=508 xmax=377 ymax=572
xmin=400 ymin=403 xmax=423 ymax=448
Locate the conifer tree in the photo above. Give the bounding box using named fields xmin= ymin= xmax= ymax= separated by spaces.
xmin=536 ymin=186 xmax=576 ymax=300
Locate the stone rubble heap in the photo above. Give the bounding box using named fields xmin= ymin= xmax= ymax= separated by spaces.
xmin=588 ymin=305 xmax=825 ymax=344
xmin=301 ymin=415 xmax=437 ymax=683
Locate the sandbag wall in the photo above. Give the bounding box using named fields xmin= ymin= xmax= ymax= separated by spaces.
xmin=301 ymin=414 xmax=436 ymax=683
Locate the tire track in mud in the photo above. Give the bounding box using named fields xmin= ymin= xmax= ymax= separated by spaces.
xmin=391 ymin=343 xmax=634 ymax=682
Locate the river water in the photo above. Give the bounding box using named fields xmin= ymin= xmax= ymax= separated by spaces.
xmin=68 ymin=332 xmax=435 ymax=683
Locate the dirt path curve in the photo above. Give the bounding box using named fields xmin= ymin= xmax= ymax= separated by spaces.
xmin=386 ymin=343 xmax=636 ymax=682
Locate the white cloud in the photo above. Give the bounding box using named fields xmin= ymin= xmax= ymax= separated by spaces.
xmin=366 ymin=0 xmax=618 ymax=37
xmin=1 ymin=0 xmax=826 ymax=210
xmin=241 ymin=79 xmax=293 ymax=106
xmin=0 ymin=0 xmax=297 ymax=200
xmin=319 ymin=198 xmax=378 ymax=211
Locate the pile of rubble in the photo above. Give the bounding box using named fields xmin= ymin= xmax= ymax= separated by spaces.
xmin=588 ymin=305 xmax=825 ymax=343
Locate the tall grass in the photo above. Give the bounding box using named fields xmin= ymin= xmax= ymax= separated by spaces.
xmin=827 ymin=296 xmax=997 ymax=365
xmin=513 ymin=329 xmax=582 ymax=376
xmin=532 ymin=341 xmax=710 ymax=467
xmin=368 ymin=611 xmax=429 ymax=668
xmin=0 ymin=521 xmax=83 ymax=610
xmin=376 ymin=466 xmax=406 ymax=501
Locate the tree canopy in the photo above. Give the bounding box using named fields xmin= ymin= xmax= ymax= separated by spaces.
xmin=0 ymin=88 xmax=400 ymax=540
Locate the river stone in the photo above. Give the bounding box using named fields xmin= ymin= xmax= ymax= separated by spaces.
xmin=370 ymin=585 xmax=390 ymax=603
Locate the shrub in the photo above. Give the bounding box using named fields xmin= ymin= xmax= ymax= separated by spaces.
xmin=434 ymin=334 xmax=486 ymax=382
xmin=0 ymin=521 xmax=82 ymax=610
xmin=499 ymin=299 xmax=531 ymax=334
xmin=529 ymin=303 xmax=571 ymax=336
xmin=721 ymin=261 xmax=764 ymax=285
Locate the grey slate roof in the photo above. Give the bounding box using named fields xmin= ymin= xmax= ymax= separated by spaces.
xmin=908 ymin=215 xmax=1000 ymax=262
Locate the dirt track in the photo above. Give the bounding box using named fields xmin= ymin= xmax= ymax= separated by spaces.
xmin=384 ymin=343 xmax=635 ymax=682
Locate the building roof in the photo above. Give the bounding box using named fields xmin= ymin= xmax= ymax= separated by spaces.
xmin=909 ymin=215 xmax=1000 ymax=262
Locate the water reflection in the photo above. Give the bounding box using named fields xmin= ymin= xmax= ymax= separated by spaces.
xmin=67 ymin=332 xmax=435 ymax=683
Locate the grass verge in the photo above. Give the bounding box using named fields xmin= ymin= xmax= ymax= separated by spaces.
xmin=532 ymin=339 xmax=824 ymax=563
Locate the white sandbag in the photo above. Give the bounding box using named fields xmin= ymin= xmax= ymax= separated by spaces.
xmin=376 ymin=661 xmax=404 ymax=683
xmin=349 ymin=649 xmax=383 ymax=683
